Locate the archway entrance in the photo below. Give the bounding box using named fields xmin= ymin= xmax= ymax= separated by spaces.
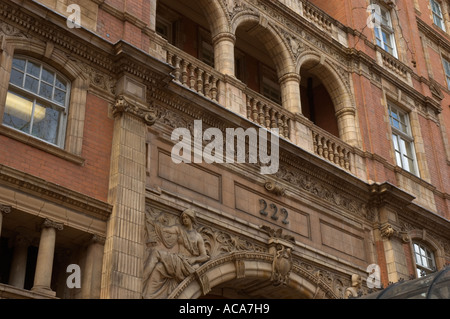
xmin=167 ymin=252 xmax=338 ymax=299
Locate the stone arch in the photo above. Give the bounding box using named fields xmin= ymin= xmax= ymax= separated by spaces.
xmin=296 ymin=51 xmax=359 ymax=146
xmin=167 ymin=251 xmax=339 ymax=299
xmin=231 ymin=15 xmax=295 ymax=77
xmin=195 ymin=0 xmax=231 ymax=37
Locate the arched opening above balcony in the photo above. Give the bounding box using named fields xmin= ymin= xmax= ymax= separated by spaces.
xmin=231 ymin=15 xmax=299 ymax=113
xmin=300 ymin=61 xmax=339 ymax=138
xmin=155 ymin=0 xmax=225 ymax=67
xmin=297 ymin=53 xmax=359 ymax=147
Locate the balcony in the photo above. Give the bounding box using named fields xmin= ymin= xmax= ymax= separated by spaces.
xmin=155 ymin=0 xmax=360 ymax=176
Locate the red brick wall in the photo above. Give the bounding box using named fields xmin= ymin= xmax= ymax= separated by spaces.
xmin=0 ymin=93 xmax=113 ymax=202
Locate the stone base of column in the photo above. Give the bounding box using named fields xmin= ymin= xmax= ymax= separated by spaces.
xmin=31 ymin=285 xmax=56 ymax=297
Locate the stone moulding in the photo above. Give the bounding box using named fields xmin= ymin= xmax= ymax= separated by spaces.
xmin=0 ymin=164 xmax=112 ymax=221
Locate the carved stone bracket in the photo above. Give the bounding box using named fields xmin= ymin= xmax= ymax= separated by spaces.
xmin=264 ymin=180 xmax=286 ymax=197
xmin=113 ymin=95 xmax=157 ymax=126
xmin=379 ymin=222 xmax=410 ymax=243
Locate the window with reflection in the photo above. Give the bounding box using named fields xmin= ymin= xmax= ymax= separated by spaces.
xmin=3 ymin=56 xmax=70 ymax=147
xmin=413 ymin=242 xmax=437 ymax=278
xmin=372 ymin=1 xmax=398 ymax=58
xmin=430 ymin=0 xmax=446 ymax=31
xmin=388 ymin=104 xmax=419 ymax=176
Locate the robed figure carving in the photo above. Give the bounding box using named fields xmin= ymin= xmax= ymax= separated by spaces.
xmin=143 ymin=208 xmax=210 ymax=299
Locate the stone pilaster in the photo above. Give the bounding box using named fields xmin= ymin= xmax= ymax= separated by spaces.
xmin=31 ymin=219 xmax=63 ymax=296
xmin=101 ymin=88 xmax=154 ymax=298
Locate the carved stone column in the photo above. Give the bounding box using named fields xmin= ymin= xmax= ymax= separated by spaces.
xmin=8 ymin=235 xmax=30 ymax=289
xmin=335 ymin=107 xmax=358 ymax=147
xmin=102 ymin=90 xmax=156 ymax=298
xmin=213 ymin=32 xmax=236 ymax=76
xmin=0 ymin=204 xmax=11 ymax=237
xmin=81 ymin=235 xmax=105 ymax=299
xmin=279 ymin=72 xmax=302 ymax=114
xmin=31 ymin=219 xmax=63 ymax=296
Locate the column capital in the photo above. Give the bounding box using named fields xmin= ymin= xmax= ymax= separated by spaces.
xmin=278 ymin=72 xmax=301 ymax=85
xmin=90 ymin=234 xmax=106 ymax=245
xmin=212 ymin=32 xmax=236 ymax=45
xmin=42 ymin=218 xmax=64 ymax=231
xmin=0 ymin=204 xmax=11 ymax=215
xmin=335 ymin=106 xmax=356 ymax=118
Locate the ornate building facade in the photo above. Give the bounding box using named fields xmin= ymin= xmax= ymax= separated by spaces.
xmin=0 ymin=0 xmax=448 ymax=299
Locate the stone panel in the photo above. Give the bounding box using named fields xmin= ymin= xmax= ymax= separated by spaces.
xmin=320 ymin=220 xmax=366 ymax=261
xmin=158 ymin=150 xmax=222 ymax=202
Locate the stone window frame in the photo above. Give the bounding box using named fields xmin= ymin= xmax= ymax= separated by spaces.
xmin=387 ymin=103 xmax=420 ymax=177
xmin=4 ymin=55 xmax=71 ymax=148
xmin=382 ymin=89 xmax=430 ymax=181
xmin=0 ymin=38 xmax=88 ymax=164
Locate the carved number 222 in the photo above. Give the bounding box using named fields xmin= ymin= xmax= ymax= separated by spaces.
xmin=259 ymin=199 xmax=289 ymax=225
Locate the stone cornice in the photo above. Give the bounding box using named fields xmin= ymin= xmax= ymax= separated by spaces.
xmin=0 ymin=164 xmax=112 ymax=221
xmin=417 ymin=17 xmax=450 ymax=53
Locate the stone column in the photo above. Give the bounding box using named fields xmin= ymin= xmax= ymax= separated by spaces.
xmin=81 ymin=235 xmax=105 ymax=299
xmin=279 ymin=72 xmax=301 ymax=114
xmin=213 ymin=32 xmax=236 ymax=76
xmin=335 ymin=107 xmax=359 ymax=147
xmin=31 ymin=219 xmax=63 ymax=296
xmin=8 ymin=235 xmax=30 ymax=289
xmin=0 ymin=204 xmax=11 ymax=237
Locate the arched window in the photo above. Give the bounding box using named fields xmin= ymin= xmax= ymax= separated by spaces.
xmin=413 ymin=242 xmax=437 ymax=278
xmin=3 ymin=56 xmax=70 ymax=148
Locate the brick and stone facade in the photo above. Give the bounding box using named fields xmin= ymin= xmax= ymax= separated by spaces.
xmin=0 ymin=0 xmax=448 ymax=299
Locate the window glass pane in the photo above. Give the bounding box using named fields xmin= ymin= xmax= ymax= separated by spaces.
xmin=26 ymin=61 xmax=40 ymax=78
xmin=3 ymin=91 xmax=33 ymax=134
xmin=55 ymin=75 xmax=67 ymax=91
xmin=414 ymin=244 xmax=420 ymax=254
xmin=10 ymin=69 xmax=24 ymax=87
xmin=41 ymin=68 xmax=55 ymax=84
xmin=31 ymin=103 xmax=60 ymax=144
xmin=12 ymin=58 xmax=26 ymax=71
xmin=39 ymin=82 xmax=53 ymax=100
xmin=24 ymin=75 xmax=39 ymax=93
xmin=54 ymin=89 xmax=66 ymax=105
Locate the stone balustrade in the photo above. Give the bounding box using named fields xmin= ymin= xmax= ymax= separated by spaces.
xmin=244 ymin=89 xmax=293 ymax=141
xmin=310 ymin=125 xmax=352 ymax=171
xmin=166 ymin=44 xmax=222 ymax=102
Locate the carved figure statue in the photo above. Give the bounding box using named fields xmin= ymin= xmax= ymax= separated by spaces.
xmin=344 ymin=274 xmax=362 ymax=299
xmin=142 ymin=209 xmax=210 ymax=299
